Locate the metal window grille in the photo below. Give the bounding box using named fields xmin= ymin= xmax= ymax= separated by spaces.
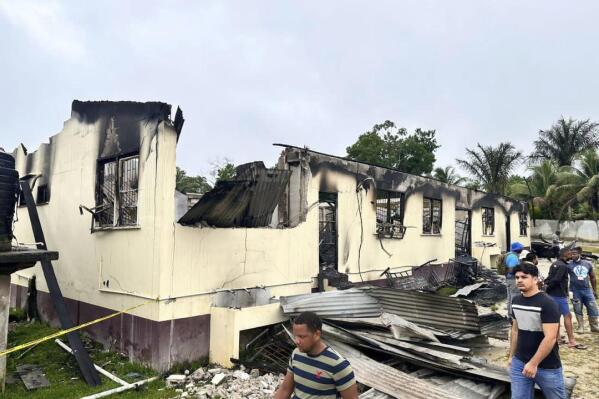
xmin=96 ymin=161 xmax=117 ymax=226
xmin=376 ymin=190 xmax=405 ymax=239
xmin=423 ymin=197 xmax=442 ymax=234
xmin=318 ymin=192 xmax=337 ymax=268
xmin=119 ymin=157 xmax=139 ymax=226
xmin=482 ymin=207 xmax=494 ymax=235
xmin=519 ymin=212 xmax=528 ymax=236
xmin=95 ymin=156 xmax=139 ymax=227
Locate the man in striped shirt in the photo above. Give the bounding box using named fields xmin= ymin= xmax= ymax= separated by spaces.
xmin=274 ymin=312 xmax=358 ymax=399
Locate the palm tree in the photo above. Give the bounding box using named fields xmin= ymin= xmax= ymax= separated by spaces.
xmin=433 ymin=166 xmax=467 ymax=185
xmin=456 ymin=143 xmax=522 ymax=195
xmin=531 ymin=117 xmax=599 ymax=166
xmin=508 ymin=160 xmax=559 ymax=218
xmin=553 ymin=150 xmax=599 ymax=220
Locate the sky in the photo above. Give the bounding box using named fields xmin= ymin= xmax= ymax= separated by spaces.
xmin=2 ymin=1 xmax=599 ymax=181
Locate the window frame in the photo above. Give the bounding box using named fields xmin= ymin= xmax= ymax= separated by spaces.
xmin=375 ymin=189 xmax=405 ymax=239
xmin=95 ymin=154 xmax=139 ymax=229
xmin=519 ymin=211 xmax=528 ymax=236
xmin=422 ymin=197 xmax=442 ymax=235
xmin=482 ymin=206 xmax=495 ymax=236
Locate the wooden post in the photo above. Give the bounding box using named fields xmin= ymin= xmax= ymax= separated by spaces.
xmin=0 ymin=274 xmax=10 ymax=392
xmin=19 ymin=181 xmax=101 ymax=386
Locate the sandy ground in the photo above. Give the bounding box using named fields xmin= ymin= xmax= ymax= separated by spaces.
xmin=484 ymin=259 xmax=599 ymax=399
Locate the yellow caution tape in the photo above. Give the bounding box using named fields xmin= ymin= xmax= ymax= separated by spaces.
xmin=0 ymin=298 xmax=157 ymax=358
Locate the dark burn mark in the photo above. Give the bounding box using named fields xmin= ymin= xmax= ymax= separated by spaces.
xmin=286 ymin=146 xmax=526 ymax=216
xmin=71 ymin=100 xmax=173 ymax=160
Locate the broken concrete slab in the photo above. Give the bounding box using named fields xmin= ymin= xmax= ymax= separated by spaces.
xmin=16 ymin=364 xmax=50 ymax=390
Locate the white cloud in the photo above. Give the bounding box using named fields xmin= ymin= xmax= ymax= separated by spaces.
xmin=0 ymin=0 xmax=86 ymax=61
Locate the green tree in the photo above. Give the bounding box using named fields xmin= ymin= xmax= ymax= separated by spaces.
xmin=215 ymin=163 xmax=236 ymax=182
xmin=553 ymin=149 xmax=599 ymax=219
xmin=346 ymin=120 xmax=440 ymax=175
xmin=531 ymin=117 xmax=599 ymax=166
xmin=176 ymin=167 xmax=212 ymax=194
xmin=432 ymin=166 xmax=466 ymax=185
xmin=507 ymin=160 xmax=559 ymax=218
xmin=456 ymin=143 xmax=522 ymax=195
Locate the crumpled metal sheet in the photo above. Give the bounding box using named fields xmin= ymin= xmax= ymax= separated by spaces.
xmin=178 ymin=162 xmax=290 ymax=227
xmin=360 ymin=287 xmax=481 ymax=333
xmin=328 ymin=339 xmax=455 ymax=399
xmin=280 ymin=289 xmax=382 ymax=318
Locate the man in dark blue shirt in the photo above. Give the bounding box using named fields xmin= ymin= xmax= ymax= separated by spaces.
xmin=568 ymin=247 xmax=599 ymax=333
xmin=510 ymin=263 xmax=565 ymax=399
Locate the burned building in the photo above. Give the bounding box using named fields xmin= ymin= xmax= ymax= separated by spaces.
xmin=9 ymin=100 xmax=530 ymax=371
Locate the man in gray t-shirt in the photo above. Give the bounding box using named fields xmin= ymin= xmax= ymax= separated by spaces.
xmin=568 ymin=247 xmax=598 ymax=333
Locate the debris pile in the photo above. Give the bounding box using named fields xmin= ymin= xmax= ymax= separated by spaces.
xmin=168 ymin=366 xmax=284 ymax=399
xmin=275 ymin=286 xmax=576 ymax=398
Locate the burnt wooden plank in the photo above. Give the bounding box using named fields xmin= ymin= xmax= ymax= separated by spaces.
xmin=19 ymin=181 xmax=101 ymax=386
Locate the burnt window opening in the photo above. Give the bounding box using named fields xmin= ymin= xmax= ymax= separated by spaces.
xmin=423 ymin=197 xmax=442 ymax=234
xmin=519 ymin=212 xmax=528 ymax=236
xmin=375 ymin=190 xmax=405 ymax=239
xmin=95 ymin=155 xmax=139 ymax=227
xmin=482 ymin=207 xmax=495 ymax=235
xmin=36 ymin=185 xmax=50 ymax=204
xmin=319 ymin=192 xmax=337 ymax=270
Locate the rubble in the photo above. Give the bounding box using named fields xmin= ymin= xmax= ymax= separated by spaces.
xmin=170 ymin=367 xmax=284 ymax=399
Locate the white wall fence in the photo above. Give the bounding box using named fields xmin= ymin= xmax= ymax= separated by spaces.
xmin=532 ymin=219 xmax=599 ymax=243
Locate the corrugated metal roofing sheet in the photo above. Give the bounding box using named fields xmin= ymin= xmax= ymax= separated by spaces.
xmin=280 ymin=289 xmax=382 ymax=318
xmin=178 ymin=162 xmax=290 ymax=227
xmin=360 ymin=287 xmax=481 ymax=333
xmin=329 ymin=339 xmax=456 ymax=399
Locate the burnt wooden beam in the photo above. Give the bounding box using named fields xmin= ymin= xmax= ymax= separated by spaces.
xmin=19 ymin=181 xmax=101 ymax=386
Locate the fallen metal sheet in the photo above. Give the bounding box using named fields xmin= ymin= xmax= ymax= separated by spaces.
xmin=324 ymin=322 xmax=511 ymax=384
xmin=328 ymin=339 xmax=455 ymax=399
xmin=16 ymin=364 xmax=50 ymax=390
xmin=327 ymin=312 xmax=440 ymax=342
xmin=479 ymin=313 xmax=511 ymax=340
xmin=178 ymin=162 xmax=290 ymax=227
xmin=359 ymin=388 xmax=394 ymax=399
xmin=361 ymin=286 xmax=481 ymax=333
xmin=280 ymin=289 xmax=382 ymax=318
xmin=439 ymin=377 xmax=504 ymax=399
xmin=450 ymin=282 xmax=486 ymax=298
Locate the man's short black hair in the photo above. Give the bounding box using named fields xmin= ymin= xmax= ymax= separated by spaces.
xmin=574 ymin=246 xmax=583 ymax=252
xmin=294 ymin=311 xmax=322 ymax=333
xmin=513 ymin=263 xmax=539 ymax=277
xmin=524 ymin=252 xmax=537 ymax=262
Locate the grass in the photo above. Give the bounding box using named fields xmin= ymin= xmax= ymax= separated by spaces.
xmin=4 ymin=321 xmax=177 ymax=399
xmin=436 ymin=286 xmax=458 ymax=296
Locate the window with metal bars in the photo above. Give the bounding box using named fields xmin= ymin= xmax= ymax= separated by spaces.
xmin=95 ymin=155 xmax=139 ymax=227
xmin=375 ymin=190 xmax=405 ymax=239
xmin=482 ymin=207 xmax=495 ymax=235
xmin=519 ymin=211 xmax=528 ymax=236
xmin=423 ymin=197 xmax=442 ymax=234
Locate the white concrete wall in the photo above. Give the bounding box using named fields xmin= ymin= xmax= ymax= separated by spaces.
xmin=11 ymin=114 xmax=178 ymax=321
xmin=532 ymin=219 xmax=599 ymax=243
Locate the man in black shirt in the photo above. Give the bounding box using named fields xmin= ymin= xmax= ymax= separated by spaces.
xmin=545 ymin=247 xmax=583 ymax=349
xmin=509 ymin=263 xmax=565 ymax=399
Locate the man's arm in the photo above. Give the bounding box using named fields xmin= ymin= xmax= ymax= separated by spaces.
xmin=522 ymin=322 xmax=559 ymax=378
xmin=339 ymin=383 xmax=359 ymax=399
xmin=508 ymin=318 xmax=518 ymax=366
xmin=274 ymin=371 xmax=295 ymax=399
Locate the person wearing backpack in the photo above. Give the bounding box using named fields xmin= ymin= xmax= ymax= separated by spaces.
xmin=506 ymin=242 xmax=524 ymax=319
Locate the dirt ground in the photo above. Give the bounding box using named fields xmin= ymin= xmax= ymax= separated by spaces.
xmin=484 ymin=259 xmax=599 ymax=399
